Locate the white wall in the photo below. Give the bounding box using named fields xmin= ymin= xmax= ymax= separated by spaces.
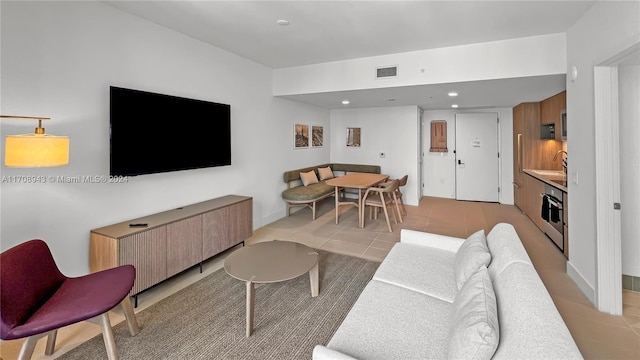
xmin=274 ymin=34 xmax=566 ymax=96
xmin=565 ymin=0 xmax=640 ymax=301
xmin=421 ymin=108 xmax=514 ymax=205
xmin=0 ymin=1 xmax=330 ymax=276
xmin=619 ymin=64 xmax=640 ymax=277
xmin=329 ymin=106 xmax=420 ymax=205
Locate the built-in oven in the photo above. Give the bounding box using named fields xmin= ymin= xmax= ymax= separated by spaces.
xmin=541 ymin=184 xmax=564 ymax=252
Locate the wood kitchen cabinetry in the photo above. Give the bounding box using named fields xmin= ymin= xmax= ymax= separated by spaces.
xmin=513 ymin=102 xmax=539 ymax=212
xmin=525 ymin=175 xmax=545 ymax=231
xmin=539 ymin=91 xmax=566 ymax=172
xmin=90 ymin=195 xmax=253 ymax=300
xmin=540 ymin=91 xmax=566 ymax=141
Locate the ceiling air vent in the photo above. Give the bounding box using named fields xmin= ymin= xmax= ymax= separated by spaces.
xmin=376 ymin=65 xmax=398 ymax=79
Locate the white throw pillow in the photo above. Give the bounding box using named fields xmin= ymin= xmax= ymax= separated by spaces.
xmin=448 ymin=265 xmax=499 ymax=360
xmin=318 ymin=166 xmax=334 ymax=180
xmin=300 ymin=170 xmax=319 ymax=186
xmin=454 ymin=230 xmax=491 ymax=290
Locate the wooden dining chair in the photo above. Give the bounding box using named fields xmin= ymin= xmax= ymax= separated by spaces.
xmin=362 ymin=179 xmax=401 ymax=232
xmin=395 ymin=175 xmax=408 ymax=216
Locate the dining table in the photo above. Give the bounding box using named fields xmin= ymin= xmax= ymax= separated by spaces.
xmin=325 ymin=172 xmax=389 ymax=228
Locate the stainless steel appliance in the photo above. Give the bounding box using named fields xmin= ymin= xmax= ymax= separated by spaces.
xmin=561 ymin=110 xmax=567 ymax=140
xmin=541 ymin=184 xmax=564 ymax=251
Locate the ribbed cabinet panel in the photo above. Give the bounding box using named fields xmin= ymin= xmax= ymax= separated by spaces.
xmin=202 ymin=208 xmax=228 ymax=259
xmin=119 ymin=227 xmax=167 ymax=295
xmin=228 ymin=199 xmax=253 ymax=249
xmin=166 ymin=216 xmax=203 ymax=277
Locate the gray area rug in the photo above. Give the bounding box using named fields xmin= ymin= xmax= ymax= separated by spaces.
xmin=59 ymin=250 xmax=379 ymax=360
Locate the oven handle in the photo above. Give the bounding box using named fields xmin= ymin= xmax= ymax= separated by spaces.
xmin=540 ymin=193 xmax=562 ymax=209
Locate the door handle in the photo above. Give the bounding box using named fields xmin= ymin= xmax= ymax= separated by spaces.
xmin=517 ymin=134 xmax=523 ymax=173
xmin=458 ymin=159 xmax=465 ymax=165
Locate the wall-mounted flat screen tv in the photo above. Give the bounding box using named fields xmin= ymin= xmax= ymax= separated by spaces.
xmin=110 ymin=86 xmax=231 ymax=177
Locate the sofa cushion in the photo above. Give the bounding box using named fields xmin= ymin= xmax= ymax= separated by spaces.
xmin=281 ymin=182 xmax=334 ymax=201
xmin=454 ymin=230 xmax=491 ymax=290
xmin=490 ymin=262 xmax=582 ymax=359
xmin=318 ymin=166 xmax=334 ymax=180
xmin=486 ymin=223 xmax=532 ymax=279
xmin=327 ymin=280 xmax=451 ymax=360
xmin=300 ymin=170 xmax=319 ymax=186
xmin=330 ymin=163 xmax=380 ymax=174
xmin=373 ymin=243 xmax=457 ymax=303
xmin=448 ymin=265 xmax=499 ymax=360
xmin=283 ymin=164 xmax=330 ymax=183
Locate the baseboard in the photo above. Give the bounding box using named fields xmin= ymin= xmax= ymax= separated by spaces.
xmin=261 ymin=210 xmax=286 ymax=228
xmin=567 ymin=261 xmax=596 ymax=306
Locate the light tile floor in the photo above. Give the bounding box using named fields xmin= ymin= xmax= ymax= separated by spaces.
xmin=2 ymin=196 xmax=639 ymax=359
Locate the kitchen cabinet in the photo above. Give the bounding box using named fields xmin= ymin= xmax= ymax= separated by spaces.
xmin=525 ymin=174 xmax=546 ymax=231
xmin=540 ymin=91 xmax=566 ymax=140
xmin=539 ymin=91 xmax=566 ymax=171
xmin=513 ymin=102 xmax=539 ymax=211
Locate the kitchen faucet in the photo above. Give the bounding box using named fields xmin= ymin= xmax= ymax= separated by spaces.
xmin=554 ymin=150 xmax=568 ymax=174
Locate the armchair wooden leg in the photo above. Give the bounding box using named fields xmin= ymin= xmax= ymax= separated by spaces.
xmin=45 ymin=329 xmax=58 ymax=355
xmin=97 ymin=313 xmax=118 ymax=360
xmin=120 ymin=296 xmax=141 ymax=336
xmin=17 ymin=335 xmax=40 ymax=360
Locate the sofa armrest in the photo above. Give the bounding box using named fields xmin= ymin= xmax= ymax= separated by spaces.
xmin=400 ymin=229 xmax=465 ymax=253
xmin=313 ymin=345 xmax=360 ymax=360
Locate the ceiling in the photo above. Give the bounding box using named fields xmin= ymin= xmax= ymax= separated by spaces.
xmin=106 ymin=1 xmax=596 ymax=110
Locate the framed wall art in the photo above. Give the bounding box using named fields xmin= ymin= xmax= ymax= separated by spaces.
xmin=346 ymin=127 xmax=361 ymax=147
xmin=294 ymin=124 xmax=309 ymax=148
xmin=312 ymin=125 xmax=324 ymax=147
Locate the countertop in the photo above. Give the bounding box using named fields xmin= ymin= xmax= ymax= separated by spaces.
xmin=524 ymin=169 xmax=568 ymax=192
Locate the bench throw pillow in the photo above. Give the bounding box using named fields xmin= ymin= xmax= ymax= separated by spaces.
xmin=318 ymin=166 xmax=334 ymax=180
xmin=300 ymin=170 xmax=319 ymax=186
xmin=454 ymin=229 xmax=491 ymax=291
xmin=448 ymin=265 xmax=499 ymax=360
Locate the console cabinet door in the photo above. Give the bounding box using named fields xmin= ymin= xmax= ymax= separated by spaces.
xmin=227 ymin=199 xmax=253 ymax=250
xmin=202 ymin=199 xmax=253 ymax=260
xmin=119 ymin=227 xmax=167 ymax=295
xmin=202 ymin=208 xmax=228 ymax=260
xmin=166 ymin=216 xmax=203 ymax=277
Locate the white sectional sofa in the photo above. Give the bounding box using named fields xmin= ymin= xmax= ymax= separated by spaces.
xmin=313 ymin=223 xmax=583 ymax=360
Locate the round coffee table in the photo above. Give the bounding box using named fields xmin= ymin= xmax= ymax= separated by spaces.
xmin=224 ymin=240 xmax=319 ymax=337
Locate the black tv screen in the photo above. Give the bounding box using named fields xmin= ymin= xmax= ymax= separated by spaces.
xmin=110 ymin=86 xmax=231 ymax=177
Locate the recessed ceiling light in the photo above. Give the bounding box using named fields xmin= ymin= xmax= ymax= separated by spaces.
xmin=342 ymin=100 xmax=350 ymax=105
xmin=451 ymin=104 xmax=459 ymax=108
xmin=448 ymin=92 xmax=458 ymax=97
xmin=276 ymin=19 xmax=290 ymax=26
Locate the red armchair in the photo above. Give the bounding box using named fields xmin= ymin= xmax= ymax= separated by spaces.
xmin=1 ymin=239 xmax=140 ymax=360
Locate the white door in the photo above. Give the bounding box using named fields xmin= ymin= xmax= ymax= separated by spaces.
xmin=455 ymin=113 xmax=499 ymax=202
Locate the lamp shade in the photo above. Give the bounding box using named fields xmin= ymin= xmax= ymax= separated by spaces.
xmin=5 ymin=133 xmax=69 ymax=167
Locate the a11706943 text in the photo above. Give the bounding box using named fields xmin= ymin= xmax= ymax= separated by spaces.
xmin=1 ymin=175 xmax=129 ymax=184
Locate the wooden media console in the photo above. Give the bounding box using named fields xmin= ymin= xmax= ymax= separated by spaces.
xmin=90 ymin=195 xmax=253 ymax=306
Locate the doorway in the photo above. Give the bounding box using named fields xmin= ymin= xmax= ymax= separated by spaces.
xmin=594 ymin=43 xmax=640 ymax=315
xmin=454 ymin=113 xmax=499 ymax=202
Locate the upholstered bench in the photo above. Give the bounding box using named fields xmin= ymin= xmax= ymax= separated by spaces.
xmin=282 ymin=163 xmax=381 ymax=220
